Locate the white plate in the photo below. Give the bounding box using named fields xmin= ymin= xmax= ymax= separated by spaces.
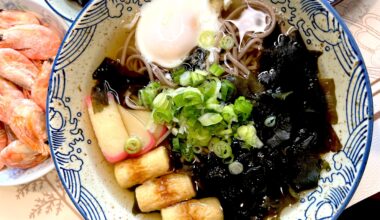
xmin=0 ymin=159 xmax=54 ymax=186
xmin=44 ymin=0 xmax=82 ymax=24
xmin=0 ymin=0 xmax=68 ymax=186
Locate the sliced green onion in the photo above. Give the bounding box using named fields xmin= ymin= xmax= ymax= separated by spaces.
xmin=219 ymin=35 xmax=234 ymax=50
xmin=191 ymin=70 xmax=207 ymax=86
xmin=264 ymin=116 xmax=276 ymax=127
xmin=182 ymin=144 xmax=194 ymax=162
xmin=199 ymin=78 xmax=221 ymax=101
xmin=222 ymin=104 xmax=237 ymax=124
xmin=153 ymin=108 xmax=173 ymax=124
xmin=220 ymin=80 xmax=236 ymax=102
xmin=124 ymin=137 xmax=142 ymax=154
xmin=208 ymin=63 xmax=225 ymax=76
xmin=179 ymin=71 xmax=191 ymax=86
xmin=233 ymin=96 xmax=253 ymax=121
xmin=188 ymin=123 xmax=211 ymax=146
xmin=198 ymin=113 xmax=223 ymax=126
xmin=152 ymin=93 xmax=173 ymax=124
xmin=206 ymin=103 xmax=223 ymax=112
xmin=192 ymin=145 xmax=203 ymax=154
xmin=228 ymin=161 xmax=244 ymax=175
xmin=198 ymin=30 xmax=216 ymax=49
xmin=213 ymin=140 xmax=232 ymax=159
xmin=172 ymin=66 xmax=187 ymax=83
xmin=236 ymin=124 xmax=263 ymax=149
xmin=193 ymin=69 xmax=209 ymax=76
xmin=180 ymin=105 xmax=201 ymax=120
xmin=172 ymin=137 xmax=181 ymax=152
xmin=138 ymin=81 xmax=160 ymax=109
xmin=172 ymin=87 xmax=203 ymax=108
xmin=208 ymin=120 xmax=229 ymax=136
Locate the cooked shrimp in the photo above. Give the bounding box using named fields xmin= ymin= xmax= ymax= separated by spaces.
xmin=0 ymin=48 xmax=39 ymax=90
xmin=0 ymin=10 xmax=40 ymax=29
xmin=3 ymin=124 xmax=16 ymax=146
xmin=0 ymin=123 xmax=7 ymax=149
xmin=0 ymin=96 xmax=48 ymax=155
xmin=0 ymin=77 xmax=25 ymax=122
xmin=32 ymin=59 xmax=53 ymax=111
xmin=0 ymin=140 xmax=48 ymax=169
xmin=0 ymin=77 xmax=24 ymax=99
xmin=0 ymin=24 xmax=61 ymax=60
xmin=0 ymin=123 xmax=7 ymax=170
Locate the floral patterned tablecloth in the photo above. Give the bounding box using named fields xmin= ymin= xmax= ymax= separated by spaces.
xmin=0 ymin=0 xmax=379 ymax=219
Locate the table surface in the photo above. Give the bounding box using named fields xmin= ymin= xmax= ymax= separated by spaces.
xmin=0 ymin=0 xmax=379 ymax=219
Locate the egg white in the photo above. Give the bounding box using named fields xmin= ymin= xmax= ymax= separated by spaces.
xmin=136 ymin=0 xmax=221 ymax=68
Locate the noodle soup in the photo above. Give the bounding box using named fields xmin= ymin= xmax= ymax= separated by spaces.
xmin=86 ymin=0 xmax=341 ymax=219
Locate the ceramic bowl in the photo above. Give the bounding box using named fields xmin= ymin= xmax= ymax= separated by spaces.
xmin=0 ymin=0 xmax=68 ymax=186
xmin=48 ymin=0 xmax=373 ymax=219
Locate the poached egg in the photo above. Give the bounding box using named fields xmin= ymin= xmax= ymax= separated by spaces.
xmin=135 ymin=0 xmax=221 ymax=68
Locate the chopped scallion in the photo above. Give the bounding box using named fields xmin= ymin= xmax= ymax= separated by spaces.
xmin=198 ymin=31 xmax=216 ymax=49
xmin=124 ymin=137 xmax=142 ymax=154
xmin=234 ymin=96 xmax=253 ymax=121
xmin=220 ymin=80 xmax=236 ymax=101
xmin=222 ymin=104 xmax=238 ymax=124
xmin=198 ymin=113 xmax=223 ymax=126
xmin=138 ymin=81 xmax=160 ymax=109
xmin=191 ymin=70 xmax=207 ymax=86
xmin=172 ymin=66 xmax=187 ymax=83
xmin=152 ymin=93 xmax=173 ymax=124
xmin=179 ymin=71 xmax=191 ymax=86
xmin=213 ymin=140 xmax=232 ymax=159
xmin=208 ymin=63 xmax=225 ymax=76
xmin=172 ymin=137 xmax=180 ymax=151
xmin=236 ymin=124 xmax=263 ymax=149
xmin=228 ymin=161 xmax=244 ymax=175
xmin=264 ymin=116 xmax=276 ymax=127
xmin=219 ymin=35 xmax=234 ymax=50
xmin=172 ymin=87 xmax=203 ymax=108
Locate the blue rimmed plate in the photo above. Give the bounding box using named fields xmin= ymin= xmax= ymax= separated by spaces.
xmin=47 ymin=0 xmax=373 ymax=219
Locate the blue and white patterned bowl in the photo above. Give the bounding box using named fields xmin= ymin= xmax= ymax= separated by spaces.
xmin=47 ymin=0 xmax=373 ymax=219
xmin=0 ymin=0 xmax=67 ymax=186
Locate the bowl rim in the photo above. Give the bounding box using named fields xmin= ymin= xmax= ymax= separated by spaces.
xmin=47 ymin=0 xmax=374 ymax=219
xmin=318 ymin=1 xmax=373 ymax=219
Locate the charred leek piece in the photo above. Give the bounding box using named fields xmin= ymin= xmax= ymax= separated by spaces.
xmin=135 ymin=173 xmax=195 ymax=212
xmin=114 ymin=146 xmax=171 ymax=188
xmin=161 ymin=197 xmax=223 ymax=220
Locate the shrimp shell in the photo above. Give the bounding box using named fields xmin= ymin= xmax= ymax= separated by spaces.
xmin=0 ymin=48 xmax=39 ymax=90
xmin=32 ymin=59 xmax=53 ymax=111
xmin=0 ymin=140 xmax=48 ymax=169
xmin=0 ymin=97 xmax=47 ymax=153
xmin=0 ymin=10 xmax=40 ymax=29
xmin=0 ymin=24 xmax=61 ymax=60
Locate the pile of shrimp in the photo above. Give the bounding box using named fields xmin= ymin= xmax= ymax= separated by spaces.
xmin=0 ymin=9 xmax=62 ymax=169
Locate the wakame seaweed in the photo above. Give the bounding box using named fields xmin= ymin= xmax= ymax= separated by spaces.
xmin=191 ymin=30 xmax=337 ymax=220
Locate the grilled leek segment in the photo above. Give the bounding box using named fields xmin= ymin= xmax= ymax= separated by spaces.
xmin=114 ymin=146 xmax=171 ymax=188
xmin=161 ymin=197 xmax=223 ymax=220
xmin=135 ymin=173 xmax=196 ymax=212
